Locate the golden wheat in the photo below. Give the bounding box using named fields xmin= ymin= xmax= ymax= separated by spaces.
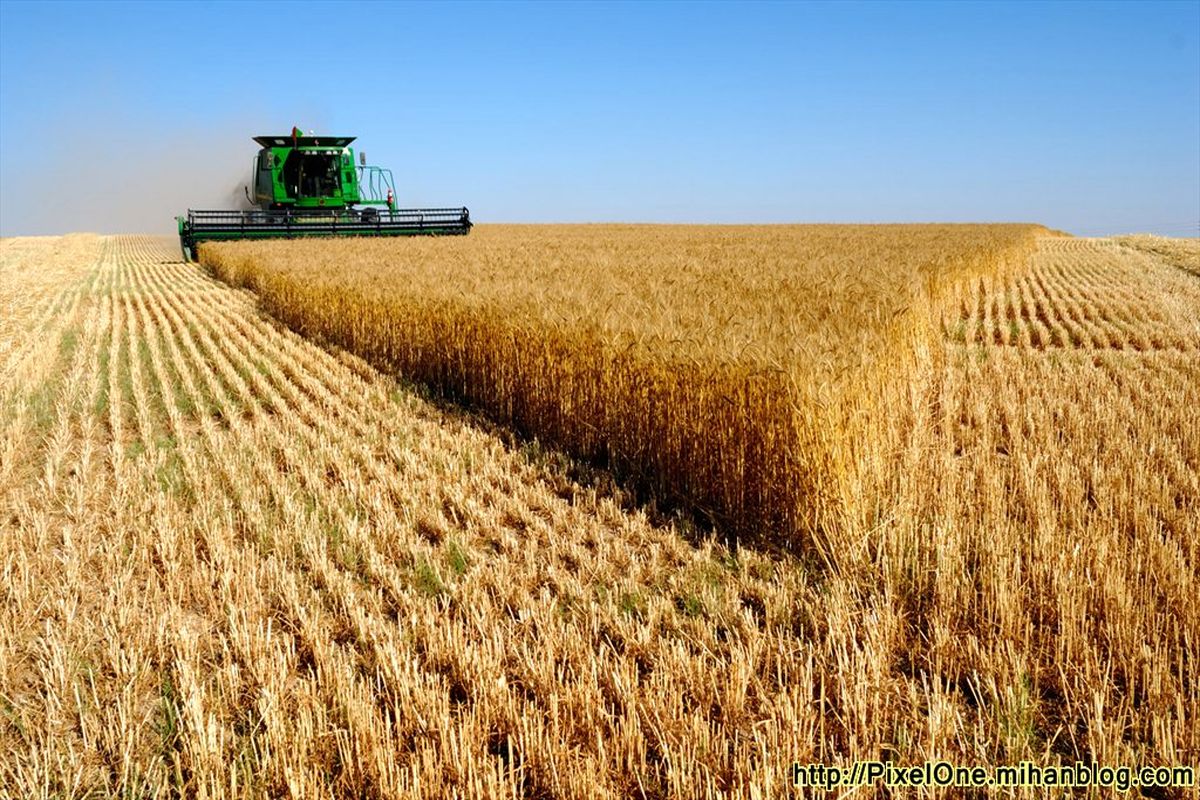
xmin=202 ymin=224 xmax=1045 ymax=547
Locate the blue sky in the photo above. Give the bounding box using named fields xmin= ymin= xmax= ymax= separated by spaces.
xmin=1 ymin=0 xmax=1197 ymax=236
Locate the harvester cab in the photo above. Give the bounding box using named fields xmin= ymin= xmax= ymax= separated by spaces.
xmin=177 ymin=129 xmax=470 ymax=261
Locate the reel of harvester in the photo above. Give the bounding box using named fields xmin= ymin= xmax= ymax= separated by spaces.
xmin=177 ymin=129 xmax=471 ymax=262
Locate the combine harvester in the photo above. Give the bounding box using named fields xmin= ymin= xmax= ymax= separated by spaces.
xmin=177 ymin=127 xmax=470 ymax=261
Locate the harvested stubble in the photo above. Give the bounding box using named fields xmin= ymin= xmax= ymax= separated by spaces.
xmin=203 ymin=224 xmax=1046 ymax=545
xmin=1112 ymin=233 xmax=1200 ymax=277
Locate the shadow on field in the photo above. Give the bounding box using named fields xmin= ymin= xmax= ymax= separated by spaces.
xmin=241 ymin=294 xmax=805 ymax=565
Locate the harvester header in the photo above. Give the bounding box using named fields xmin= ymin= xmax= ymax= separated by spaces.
xmin=176 ymin=129 xmax=470 ymax=261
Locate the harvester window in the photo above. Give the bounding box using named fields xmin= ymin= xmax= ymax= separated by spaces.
xmin=298 ymin=153 xmax=340 ymax=198
xmin=281 ymin=151 xmax=300 ymax=199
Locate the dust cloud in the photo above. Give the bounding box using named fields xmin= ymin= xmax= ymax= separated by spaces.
xmin=2 ymin=120 xmax=268 ymax=236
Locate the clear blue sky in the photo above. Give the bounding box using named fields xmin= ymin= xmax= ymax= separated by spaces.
xmin=1 ymin=0 xmax=1197 ymax=236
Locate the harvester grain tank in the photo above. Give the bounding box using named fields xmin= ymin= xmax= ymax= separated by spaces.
xmin=176 ymin=128 xmax=470 ymax=261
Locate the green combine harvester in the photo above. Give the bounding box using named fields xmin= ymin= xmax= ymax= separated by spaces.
xmin=177 ymin=128 xmax=470 ymax=261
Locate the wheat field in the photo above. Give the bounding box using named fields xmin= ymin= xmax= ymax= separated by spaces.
xmin=1 ymin=230 xmax=1197 ymax=798
xmin=203 ymin=224 xmax=1045 ymax=547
